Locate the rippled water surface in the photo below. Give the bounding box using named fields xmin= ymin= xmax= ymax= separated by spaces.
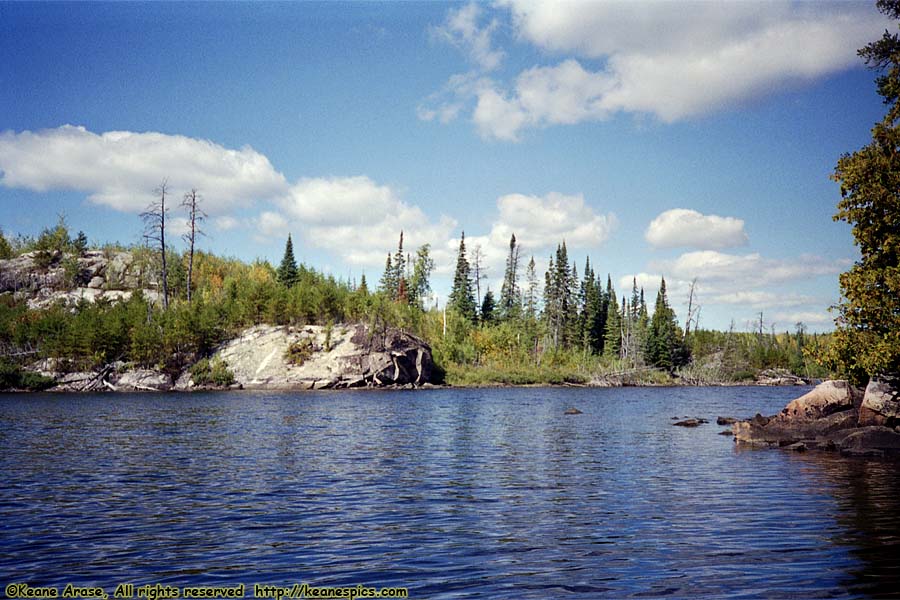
xmin=2 ymin=387 xmax=900 ymax=598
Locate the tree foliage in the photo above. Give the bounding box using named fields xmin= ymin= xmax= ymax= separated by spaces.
xmin=824 ymin=0 xmax=900 ymax=382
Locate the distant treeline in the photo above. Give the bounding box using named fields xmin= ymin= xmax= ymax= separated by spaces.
xmin=0 ymin=217 xmax=830 ymax=388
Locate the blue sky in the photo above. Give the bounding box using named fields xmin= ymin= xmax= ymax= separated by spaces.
xmin=0 ymin=1 xmax=892 ymax=332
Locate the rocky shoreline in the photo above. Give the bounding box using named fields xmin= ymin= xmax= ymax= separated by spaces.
xmin=732 ymin=378 xmax=900 ymax=458
xmin=16 ymin=323 xmax=436 ymax=393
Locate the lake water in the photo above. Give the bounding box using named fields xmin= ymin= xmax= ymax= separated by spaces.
xmin=1 ymin=386 xmax=899 ymax=599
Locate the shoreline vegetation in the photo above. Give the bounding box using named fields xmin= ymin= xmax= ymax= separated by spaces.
xmin=0 ymin=222 xmax=827 ymax=393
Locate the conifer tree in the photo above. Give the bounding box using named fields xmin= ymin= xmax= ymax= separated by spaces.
xmin=480 ymin=289 xmax=496 ymax=324
xmin=392 ymin=231 xmax=406 ymax=302
xmin=525 ymin=255 xmax=539 ymax=319
xmin=379 ymin=254 xmax=396 ymax=298
xmin=276 ymin=234 xmax=299 ymax=287
xmin=408 ymin=244 xmax=434 ymax=308
xmin=499 ymin=234 xmax=521 ymax=320
xmin=448 ymin=231 xmax=477 ymax=322
xmin=646 ymin=277 xmax=687 ymax=370
xmin=358 ymin=273 xmax=369 ymax=295
xmin=603 ymin=285 xmax=621 ymax=360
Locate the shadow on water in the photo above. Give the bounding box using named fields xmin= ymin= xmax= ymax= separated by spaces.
xmin=783 ymin=450 xmax=900 ymax=598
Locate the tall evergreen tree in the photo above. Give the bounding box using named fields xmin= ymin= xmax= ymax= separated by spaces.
xmin=499 ymin=233 xmax=521 ymax=320
xmin=448 ymin=231 xmax=477 ymax=322
xmin=392 ymin=231 xmax=406 ymax=303
xmin=379 ymin=253 xmax=396 ymax=298
xmin=603 ymin=285 xmax=621 ymax=360
xmin=525 ymin=255 xmax=539 ymax=319
xmin=646 ymin=277 xmax=688 ymax=370
xmin=408 ymin=244 xmax=434 ymax=308
xmin=480 ymin=289 xmax=496 ymax=324
xmin=276 ymin=234 xmax=299 ymax=287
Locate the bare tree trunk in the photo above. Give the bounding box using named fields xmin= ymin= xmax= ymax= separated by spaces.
xmin=181 ymin=188 xmax=205 ymax=304
xmin=141 ymin=180 xmax=170 ymax=310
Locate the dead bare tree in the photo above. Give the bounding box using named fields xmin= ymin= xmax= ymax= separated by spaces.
xmin=684 ymin=277 xmax=699 ymax=339
xmin=141 ymin=180 xmax=170 ymax=310
xmin=471 ymin=244 xmax=488 ymax=308
xmin=181 ymin=188 xmax=206 ymax=304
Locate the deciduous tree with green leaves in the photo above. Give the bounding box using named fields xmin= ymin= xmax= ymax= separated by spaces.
xmin=825 ymin=0 xmax=900 ymax=383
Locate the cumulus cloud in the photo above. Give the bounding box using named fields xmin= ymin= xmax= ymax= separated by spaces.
xmin=656 ymin=250 xmax=847 ymax=287
xmin=645 ymin=208 xmax=748 ymax=250
xmin=0 ymin=125 xmax=287 ymax=213
xmin=275 ymin=176 xmax=458 ymax=267
xmin=426 ymin=1 xmax=888 ymax=140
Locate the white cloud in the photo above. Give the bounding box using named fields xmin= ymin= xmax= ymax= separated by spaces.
xmin=645 ymin=208 xmax=748 ymax=250
xmin=255 ymin=211 xmax=290 ymax=241
xmin=494 ymin=192 xmax=616 ymax=249
xmin=708 ymin=290 xmax=817 ymax=308
xmin=432 ymin=3 xmax=504 ymax=72
xmin=275 ymin=176 xmax=457 ymax=267
xmin=0 ymin=125 xmax=288 ymax=213
xmin=428 ymin=2 xmax=888 ymax=140
xmin=655 ymin=250 xmax=847 ymax=287
xmin=771 ymin=310 xmax=834 ymax=327
xmin=213 ymin=216 xmax=240 ymax=231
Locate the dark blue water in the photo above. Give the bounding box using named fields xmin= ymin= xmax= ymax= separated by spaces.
xmin=2 ymin=386 xmax=899 ymax=599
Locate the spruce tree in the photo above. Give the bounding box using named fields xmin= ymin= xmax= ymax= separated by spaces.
xmin=392 ymin=231 xmax=406 ymax=302
xmin=646 ymin=277 xmax=687 ymax=371
xmin=448 ymin=231 xmax=477 ymax=322
xmin=480 ymin=289 xmax=496 ymax=324
xmin=603 ymin=285 xmax=621 ymax=360
xmin=379 ymin=253 xmax=396 ymax=298
xmin=499 ymin=233 xmax=521 ymax=320
xmin=276 ymin=234 xmax=299 ymax=287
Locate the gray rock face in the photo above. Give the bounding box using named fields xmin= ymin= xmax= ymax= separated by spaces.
xmin=0 ymin=249 xmax=157 ymax=309
xmin=114 ymin=369 xmax=173 ymax=392
xmin=178 ymin=324 xmax=433 ymax=390
xmin=858 ymin=378 xmax=900 ymax=427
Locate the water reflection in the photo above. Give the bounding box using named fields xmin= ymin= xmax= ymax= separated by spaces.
xmin=0 ymin=388 xmax=898 ymax=598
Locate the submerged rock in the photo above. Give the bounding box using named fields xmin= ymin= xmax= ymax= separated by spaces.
xmin=673 ymin=418 xmax=708 ymax=427
xmin=564 ymin=407 xmax=583 ymax=415
xmin=716 ymin=416 xmax=738 ymax=425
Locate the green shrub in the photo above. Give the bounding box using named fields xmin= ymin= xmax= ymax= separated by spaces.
xmin=0 ymin=361 xmax=56 ymax=391
xmin=190 ymin=357 xmax=235 ymax=387
xmin=284 ymin=337 xmax=317 ymax=365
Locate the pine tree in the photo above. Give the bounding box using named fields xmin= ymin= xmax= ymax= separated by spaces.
xmin=379 ymin=254 xmax=395 ymax=298
xmin=480 ymin=289 xmax=496 ymax=324
xmin=392 ymin=231 xmax=406 ymax=302
xmin=603 ymin=285 xmax=621 ymax=360
xmin=646 ymin=277 xmax=687 ymax=370
xmin=499 ymin=233 xmax=521 ymax=320
xmin=276 ymin=234 xmax=299 ymax=287
xmin=448 ymin=231 xmax=477 ymax=322
xmin=358 ymin=273 xmax=369 ymax=295
xmin=408 ymin=244 xmax=434 ymax=308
